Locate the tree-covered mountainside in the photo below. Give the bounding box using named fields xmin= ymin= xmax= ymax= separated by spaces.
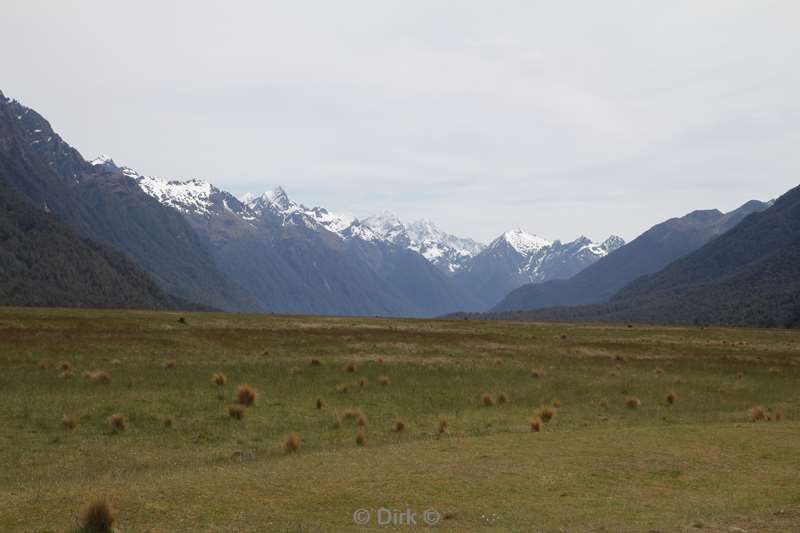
xmin=0 ymin=179 xmax=194 ymax=310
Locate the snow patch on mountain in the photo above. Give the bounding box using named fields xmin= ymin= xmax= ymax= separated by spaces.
xmin=497 ymin=229 xmax=552 ymax=255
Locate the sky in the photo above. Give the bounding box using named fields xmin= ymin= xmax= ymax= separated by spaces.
xmin=2 ymin=1 xmax=799 ymax=243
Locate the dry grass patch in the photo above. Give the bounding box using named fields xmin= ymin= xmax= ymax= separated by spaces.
xmin=497 ymin=392 xmax=509 ymax=404
xmin=58 ymin=361 xmax=73 ymax=372
xmin=666 ymin=391 xmax=678 ymax=405
xmin=751 ymin=406 xmax=766 ymax=422
xmin=394 ymin=419 xmax=406 ymax=432
xmin=356 ymin=413 xmax=368 ymax=427
xmin=333 ymin=412 xmax=343 ymax=428
xmin=540 ymin=406 xmax=556 ymax=422
xmin=109 ymin=413 xmax=126 ymax=432
xmin=345 ymin=361 xmax=357 ymax=373
xmin=529 ymin=416 xmax=542 ymax=432
xmin=315 ymin=398 xmax=325 ymax=410
xmin=358 ymin=378 xmax=368 ymax=388
xmin=284 ymin=433 xmax=301 ymax=453
xmin=86 ymin=370 xmax=111 ymax=383
xmin=481 ymin=393 xmax=495 ymax=406
xmin=236 ymin=384 xmax=257 ymax=406
xmin=437 ymin=417 xmax=449 ymax=434
xmin=625 ymin=396 xmax=642 ymax=409
xmin=163 ymin=360 xmax=176 ymax=369
xmin=378 ymin=375 xmax=391 ymax=386
xmin=598 ymin=399 xmax=608 ymax=408
xmin=552 ymin=399 xmax=561 ymax=408
xmin=37 ymin=360 xmax=49 ymax=370
xmin=336 ymin=383 xmax=350 ymax=394
xmin=310 ymin=358 xmax=322 ymax=367
xmin=655 ymin=367 xmax=664 ymax=375
xmin=355 ymin=430 xmax=367 ymax=446
xmin=62 ymin=415 xmax=78 ymax=431
xmin=80 ymin=499 xmax=116 ymax=532
xmin=59 ymin=370 xmax=73 ymax=379
xmin=531 ymin=368 xmax=546 ymax=379
xmin=228 ymin=405 xmax=245 ymax=420
xmin=211 ymin=372 xmax=227 ymax=387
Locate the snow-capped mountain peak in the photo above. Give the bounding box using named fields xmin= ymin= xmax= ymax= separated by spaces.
xmin=496 ymin=229 xmax=552 ymax=255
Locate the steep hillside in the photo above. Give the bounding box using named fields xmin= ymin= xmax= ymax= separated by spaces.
xmin=492 ymin=201 xmax=769 ymax=313
xmin=0 ymin=179 xmax=191 ymax=310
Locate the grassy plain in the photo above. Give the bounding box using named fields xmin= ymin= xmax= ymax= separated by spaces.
xmin=0 ymin=307 xmax=798 ymax=532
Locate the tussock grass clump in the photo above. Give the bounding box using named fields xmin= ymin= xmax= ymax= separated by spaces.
xmin=736 ymin=372 xmax=744 ymax=380
xmin=345 ymin=362 xmax=357 ymax=373
xmin=87 ymin=370 xmax=111 ymax=383
xmin=598 ymin=399 xmax=608 ymax=408
xmin=666 ymin=391 xmax=678 ymax=405
xmin=336 ymin=383 xmax=349 ymax=394
xmin=751 ymin=406 xmax=766 ymax=422
xmin=625 ymin=396 xmax=642 ymax=409
xmin=481 ymin=393 xmax=495 ymax=406
xmin=531 ymin=368 xmax=546 ymax=379
xmin=163 ymin=417 xmax=174 ymax=428
xmin=284 ymin=433 xmax=301 ymax=453
xmin=358 ymin=378 xmax=368 ymax=388
xmin=655 ymin=367 xmax=664 ymax=375
xmin=343 ymin=409 xmax=359 ymax=420
xmin=59 ymin=361 xmax=73 ymax=372
xmin=355 ymin=430 xmax=367 ymax=446
xmin=394 ymin=419 xmax=406 ymax=432
xmin=62 ymin=415 xmax=78 ymax=431
xmin=38 ymin=360 xmax=49 ymax=370
xmin=80 ymin=499 xmax=116 ymax=532
xmin=615 ymin=355 xmax=625 ymax=362
xmin=356 ymin=413 xmax=368 ymax=427
xmin=775 ymin=410 xmax=783 ymax=421
xmin=211 ymin=372 xmax=227 ymax=387
xmin=236 ymin=384 xmax=257 ymax=406
xmin=289 ymin=366 xmax=303 ymax=376
xmin=376 ymin=357 xmax=384 ymax=364
xmin=529 ymin=416 xmax=542 ymax=432
xmin=552 ymin=399 xmax=561 ymax=408
xmin=497 ymin=392 xmax=509 ymax=404
xmin=111 ymin=359 xmax=121 ymax=366
xmin=316 ymin=398 xmax=325 ymax=410
xmin=378 ymin=375 xmax=391 ymax=386
xmin=437 ymin=417 xmax=449 ymax=434
xmin=163 ymin=360 xmax=176 ymax=369
xmin=310 ymin=358 xmax=322 ymax=367
xmin=109 ymin=413 xmax=127 ymax=432
xmin=540 ymin=407 xmax=556 ymax=422
xmin=228 ymin=405 xmax=245 ymax=420
xmin=59 ymin=370 xmax=74 ymax=379
xmin=333 ymin=412 xmax=343 ymax=428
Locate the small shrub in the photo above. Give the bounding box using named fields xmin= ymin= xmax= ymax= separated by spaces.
xmin=355 ymin=430 xmax=367 ymax=446
xmin=62 ymin=415 xmax=78 ymax=431
xmin=529 ymin=417 xmax=542 ymax=432
xmin=666 ymin=391 xmax=678 ymax=405
xmin=109 ymin=413 xmax=126 ymax=432
xmin=625 ymin=396 xmax=642 ymax=409
xmin=80 ymin=499 xmax=115 ymax=532
xmin=345 ymin=362 xmax=357 ymax=373
xmin=59 ymin=361 xmax=73 ymax=372
xmin=751 ymin=406 xmax=766 ymax=422
xmin=497 ymin=392 xmax=509 ymax=404
xmin=394 ymin=419 xmax=406 ymax=432
xmin=236 ymin=384 xmax=257 ymax=406
xmin=437 ymin=417 xmax=449 ymax=434
xmin=531 ymin=368 xmax=545 ymax=379
xmin=481 ymin=393 xmax=495 ymax=407
xmin=228 ymin=405 xmax=245 ymax=420
xmin=316 ymin=398 xmax=325 ymax=410
xmin=378 ymin=375 xmax=391 ymax=386
xmin=310 ymin=358 xmax=322 ymax=367
xmin=540 ymin=407 xmax=556 ymax=422
xmin=284 ymin=433 xmax=301 ymax=453
xmin=163 ymin=417 xmax=174 ymax=428
xmin=211 ymin=372 xmax=227 ymax=387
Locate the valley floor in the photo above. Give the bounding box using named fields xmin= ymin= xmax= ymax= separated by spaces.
xmin=0 ymin=308 xmax=798 ymax=532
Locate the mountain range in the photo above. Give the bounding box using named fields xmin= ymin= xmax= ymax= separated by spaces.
xmin=2 ymin=89 xmax=796 ymax=327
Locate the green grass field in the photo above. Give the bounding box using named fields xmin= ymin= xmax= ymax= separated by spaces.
xmin=1 ymin=307 xmax=799 ymax=532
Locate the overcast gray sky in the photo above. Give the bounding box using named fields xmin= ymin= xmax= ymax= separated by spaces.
xmin=3 ymin=1 xmax=799 ymax=243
